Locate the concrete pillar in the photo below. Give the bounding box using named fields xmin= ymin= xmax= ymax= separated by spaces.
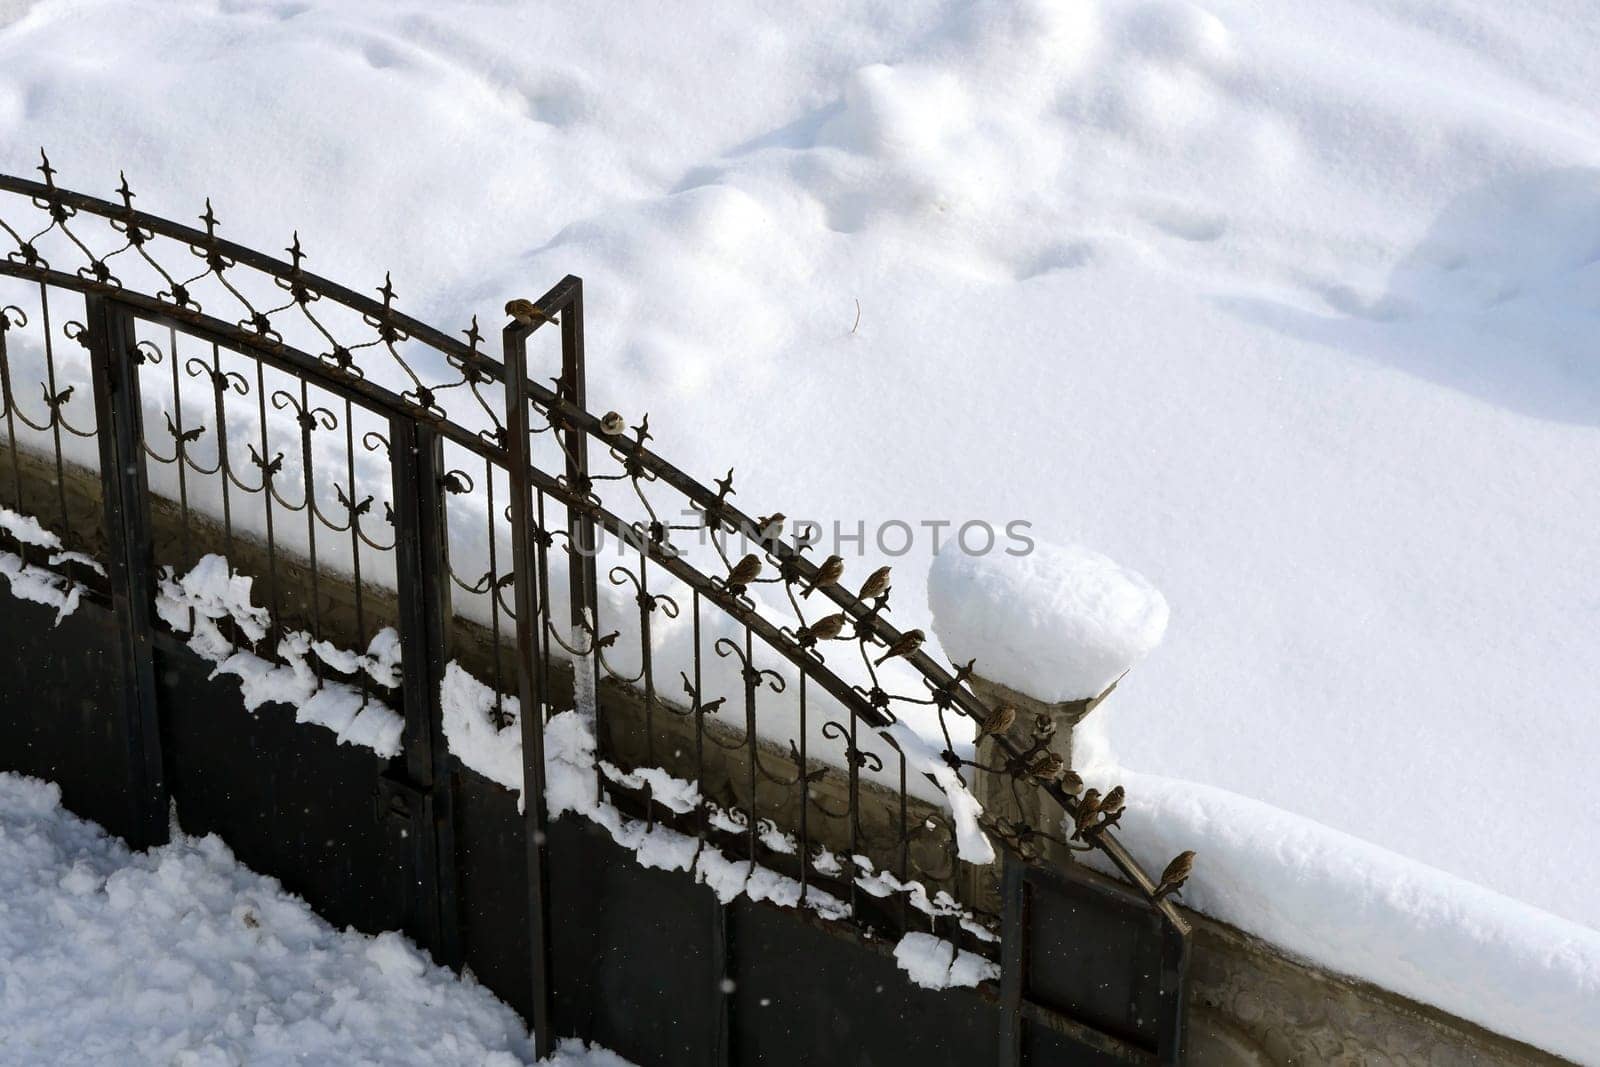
xmin=965 ymin=674 xmax=1116 ymax=906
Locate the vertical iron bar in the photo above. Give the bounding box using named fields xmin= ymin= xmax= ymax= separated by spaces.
xmin=84 ymin=293 xmax=167 ymax=850
xmin=693 ymin=591 xmax=708 ymax=845
xmin=254 ymin=358 xmax=282 ymax=640
xmin=298 ymin=379 xmax=323 ymax=679
xmin=390 ymin=418 xmax=463 ymax=968
xmin=743 ymin=628 xmax=758 ymax=868
xmin=797 ymin=672 xmax=808 ymax=907
xmin=210 ymin=342 xmax=235 ymax=562
xmin=485 ymin=454 xmax=508 ymax=718
xmin=344 ymin=399 xmax=368 ymax=708
xmin=555 ymin=279 xmax=594 ymax=689
xmin=898 ymin=753 xmax=910 ymax=933
xmin=639 ymin=552 xmax=656 ymax=829
xmin=847 ymin=707 xmax=861 ymax=922
xmin=0 ymin=313 xmax=23 ymax=520
xmin=169 ymin=326 xmax=191 ymax=571
xmin=504 ymin=318 xmax=554 ymax=1058
xmin=39 ymin=281 xmax=69 ymax=540
xmin=533 ymin=487 xmax=555 ymax=718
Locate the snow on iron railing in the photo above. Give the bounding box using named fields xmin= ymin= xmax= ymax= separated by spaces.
xmin=153 ymin=553 xmax=404 ymax=759
xmin=440 ymin=659 xmax=998 ymax=949
xmin=0 ymin=505 xmax=94 ymax=622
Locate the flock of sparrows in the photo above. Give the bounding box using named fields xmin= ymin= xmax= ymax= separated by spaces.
xmin=524 ymin=373 xmax=1199 ymax=909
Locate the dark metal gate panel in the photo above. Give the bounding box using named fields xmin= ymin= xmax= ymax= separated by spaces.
xmin=1000 ymin=856 xmax=1189 ymax=1065
xmin=155 ymin=632 xmax=411 ymax=938
xmin=453 ymin=765 xmax=537 ymax=1023
xmin=0 ymin=596 xmax=132 ymax=839
xmin=727 ymin=897 xmax=997 ymax=1067
xmin=548 ymin=818 xmax=724 ymax=1067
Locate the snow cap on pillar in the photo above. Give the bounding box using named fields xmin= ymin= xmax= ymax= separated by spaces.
xmin=926 ymin=538 xmax=1169 ymax=704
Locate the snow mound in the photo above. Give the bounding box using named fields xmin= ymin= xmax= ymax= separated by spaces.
xmin=157 ymin=555 xmax=405 ymax=759
xmin=0 ymin=505 xmax=62 ymax=549
xmin=1093 ymin=769 xmax=1600 ymax=1065
xmin=927 ymin=541 xmax=1169 ymax=704
xmin=0 ymin=771 xmax=632 ymax=1066
xmin=441 ymin=660 xmax=526 ymax=804
xmin=892 ymin=932 xmax=999 ymax=991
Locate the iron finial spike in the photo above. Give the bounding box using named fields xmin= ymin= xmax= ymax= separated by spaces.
xmin=463 ymin=314 xmax=482 ymax=350
xmin=37 ymin=148 xmax=55 ymax=187
xmin=378 ymin=271 xmax=396 ymax=306
xmin=201 ymin=198 xmax=219 ymax=236
xmin=116 ymin=171 xmax=135 ymax=210
xmin=287 ymin=231 xmax=304 ymax=269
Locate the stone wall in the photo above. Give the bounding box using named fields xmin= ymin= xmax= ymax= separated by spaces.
xmin=1186 ymin=915 xmax=1565 ymax=1065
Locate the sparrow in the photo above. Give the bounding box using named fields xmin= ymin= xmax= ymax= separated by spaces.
xmin=504 ymin=298 xmax=553 ymax=326
xmin=857 ymin=565 xmax=892 ymax=602
xmin=599 ymin=411 xmax=627 ymax=435
xmin=1099 ymin=785 xmax=1125 ymax=818
xmin=1029 ymin=751 xmax=1064 ymax=783
xmin=756 ymin=513 xmax=785 ymax=537
xmin=727 ymin=553 xmax=762 ymax=588
xmin=873 ymin=628 xmax=924 ymax=666
xmin=1059 ymin=769 xmax=1085 ymax=794
xmin=801 ymin=555 xmax=844 ymax=598
xmin=1155 ymin=851 xmax=1196 ymax=900
xmin=978 ymin=704 xmax=1017 ymax=737
xmin=1073 ymin=788 xmax=1102 ymax=833
xmin=800 ymin=613 xmax=847 ymax=643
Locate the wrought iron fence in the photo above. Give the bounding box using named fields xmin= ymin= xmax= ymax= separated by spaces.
xmin=0 ymin=154 xmax=1193 ymax=1058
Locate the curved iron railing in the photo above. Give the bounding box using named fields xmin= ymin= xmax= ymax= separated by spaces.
xmin=0 ymin=153 xmax=1193 ymax=950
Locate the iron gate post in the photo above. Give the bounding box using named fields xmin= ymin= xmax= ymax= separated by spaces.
xmin=505 ymin=315 xmax=556 ymax=1058
xmin=553 ymin=278 xmax=596 ymax=686
xmin=83 ymin=292 xmax=168 ymax=850
xmin=389 ymin=418 xmax=463 ymax=968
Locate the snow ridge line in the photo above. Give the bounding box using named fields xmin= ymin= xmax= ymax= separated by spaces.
xmin=154 ymin=554 xmax=405 ymax=759
xmin=0 ymin=505 xmax=91 ymax=623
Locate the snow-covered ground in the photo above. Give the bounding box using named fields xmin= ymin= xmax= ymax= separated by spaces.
xmin=0 ymin=772 xmax=630 ymax=1067
xmin=2 ymin=0 xmax=1599 ymax=1055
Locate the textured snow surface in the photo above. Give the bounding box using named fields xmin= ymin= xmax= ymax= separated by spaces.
xmin=0 ymin=772 xmax=632 ymax=1067
xmin=0 ymin=506 xmax=62 ymax=549
xmin=3 ymin=0 xmax=1600 ymax=1053
xmin=0 ymin=548 xmax=82 ymax=623
xmin=927 ymin=539 xmax=1169 ymax=703
xmin=0 ymin=509 xmax=88 ymax=622
xmin=156 ymin=554 xmax=405 ymax=759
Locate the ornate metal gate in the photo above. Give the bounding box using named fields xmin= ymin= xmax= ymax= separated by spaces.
xmin=0 ymin=156 xmax=1193 ymax=1065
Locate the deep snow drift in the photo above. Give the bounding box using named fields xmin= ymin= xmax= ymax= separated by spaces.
xmin=0 ymin=772 xmax=630 ymax=1066
xmin=2 ymin=0 xmax=1599 ymax=1054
